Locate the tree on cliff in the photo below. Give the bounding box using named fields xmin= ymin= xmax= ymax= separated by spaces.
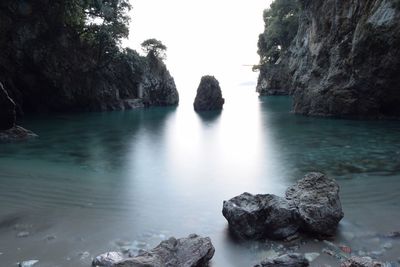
xmin=257 ymin=0 xmax=299 ymax=65
xmin=141 ymin=39 xmax=167 ymax=60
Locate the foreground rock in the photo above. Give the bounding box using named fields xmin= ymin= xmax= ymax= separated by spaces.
xmin=223 ymin=172 xmax=343 ymax=240
xmin=93 ymin=234 xmax=214 ymax=267
xmin=286 ymin=172 xmax=344 ymax=236
xmin=0 ymin=82 xmax=16 ymax=130
xmin=222 ymin=193 xmax=299 ymax=239
xmin=254 ymin=253 xmax=309 ymax=267
xmin=0 ymin=126 xmax=38 ymax=142
xmin=193 ymin=76 xmax=225 ymax=111
xmin=341 ymin=256 xmax=384 ymax=267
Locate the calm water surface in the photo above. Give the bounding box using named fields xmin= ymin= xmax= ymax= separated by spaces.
xmin=1 ymin=88 xmax=400 ymax=266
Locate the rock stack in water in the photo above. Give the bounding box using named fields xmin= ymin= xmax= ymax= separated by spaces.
xmin=222 ymin=172 xmax=344 ymax=240
xmin=92 ymin=234 xmax=215 ymax=267
xmin=193 ymin=76 xmax=224 ymax=111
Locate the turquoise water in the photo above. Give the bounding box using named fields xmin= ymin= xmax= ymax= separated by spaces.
xmin=0 ymin=90 xmax=400 ymax=266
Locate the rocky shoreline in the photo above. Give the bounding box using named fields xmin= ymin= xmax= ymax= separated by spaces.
xmin=74 ymin=172 xmax=396 ymax=267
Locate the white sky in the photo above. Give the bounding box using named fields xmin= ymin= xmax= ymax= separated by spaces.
xmin=124 ymin=0 xmax=272 ymax=101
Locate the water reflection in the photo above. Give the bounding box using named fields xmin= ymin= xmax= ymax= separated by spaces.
xmin=0 ymin=94 xmax=400 ymax=266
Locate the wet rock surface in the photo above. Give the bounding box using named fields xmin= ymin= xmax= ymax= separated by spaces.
xmin=92 ymin=252 xmax=124 ymax=267
xmin=223 ymin=172 xmax=343 ymax=240
xmin=0 ymin=126 xmax=38 ymax=142
xmin=193 ymin=76 xmax=225 ymax=111
xmin=286 ymin=172 xmax=344 ymax=237
xmin=93 ymin=234 xmax=215 ymax=267
xmin=254 ymin=253 xmax=309 ymax=267
xmin=341 ymin=256 xmax=384 ymax=267
xmin=222 ymin=193 xmax=299 ymax=240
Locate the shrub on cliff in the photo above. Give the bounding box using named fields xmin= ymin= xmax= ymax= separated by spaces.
xmin=257 ymin=0 xmax=299 ymax=65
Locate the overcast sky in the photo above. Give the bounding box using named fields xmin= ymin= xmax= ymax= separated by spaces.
xmin=124 ymin=0 xmax=272 ymax=99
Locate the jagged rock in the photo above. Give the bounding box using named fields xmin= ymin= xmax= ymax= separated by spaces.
xmin=289 ymin=0 xmax=400 ymax=118
xmin=95 ymin=234 xmax=214 ymax=267
xmin=92 ymin=252 xmax=124 ymax=267
xmin=193 ymin=76 xmax=225 ymax=111
xmin=254 ymin=253 xmax=309 ymax=267
xmin=256 ymin=53 xmax=292 ymax=96
xmin=0 ymin=82 xmax=16 ymax=130
xmin=286 ymin=172 xmax=344 ymax=236
xmin=341 ymin=256 xmax=384 ymax=267
xmin=0 ymin=126 xmax=37 ymax=142
xmin=141 ymin=53 xmax=179 ymax=106
xmin=222 ymin=193 xmax=299 ymax=240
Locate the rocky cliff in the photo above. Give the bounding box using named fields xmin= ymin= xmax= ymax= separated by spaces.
xmin=258 ymin=0 xmax=400 ymax=118
xmin=0 ymin=0 xmax=179 ymax=125
xmin=291 ymin=0 xmax=400 ymax=118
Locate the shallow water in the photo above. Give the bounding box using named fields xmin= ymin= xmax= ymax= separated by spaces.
xmin=1 ymin=89 xmax=400 ymax=266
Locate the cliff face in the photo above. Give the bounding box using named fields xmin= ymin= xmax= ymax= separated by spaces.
xmin=256 ymin=53 xmax=293 ymax=96
xmin=0 ymin=0 xmax=178 ymax=121
xmin=290 ymin=0 xmax=400 ymax=118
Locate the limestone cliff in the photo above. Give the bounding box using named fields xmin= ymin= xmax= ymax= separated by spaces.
xmin=291 ymin=0 xmax=400 ymax=118
xmin=257 ymin=0 xmax=400 ymax=118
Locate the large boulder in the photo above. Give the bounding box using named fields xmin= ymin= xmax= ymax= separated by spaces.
xmin=286 ymin=172 xmax=344 ymax=236
xmin=222 ymin=173 xmax=343 ymax=240
xmin=0 ymin=82 xmax=16 ymax=130
xmin=94 ymin=234 xmax=215 ymax=267
xmin=222 ymin=193 xmax=299 ymax=240
xmin=254 ymin=253 xmax=309 ymax=267
xmin=193 ymin=76 xmax=224 ymax=111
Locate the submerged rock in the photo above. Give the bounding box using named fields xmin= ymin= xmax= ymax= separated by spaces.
xmin=92 ymin=252 xmax=124 ymax=267
xmin=193 ymin=76 xmax=225 ymax=111
xmin=0 ymin=126 xmax=38 ymax=142
xmin=286 ymin=172 xmax=344 ymax=236
xmin=0 ymin=82 xmax=16 ymax=130
xmin=95 ymin=234 xmax=214 ymax=267
xmin=254 ymin=253 xmax=309 ymax=267
xmin=222 ymin=193 xmax=299 ymax=240
xmin=18 ymin=260 xmax=39 ymax=267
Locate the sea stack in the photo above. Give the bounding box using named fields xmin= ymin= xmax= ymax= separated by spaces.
xmin=193 ymin=76 xmax=224 ymax=111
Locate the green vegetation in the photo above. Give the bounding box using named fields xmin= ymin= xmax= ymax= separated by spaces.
xmin=141 ymin=39 xmax=168 ymax=60
xmin=257 ymin=0 xmax=299 ymax=65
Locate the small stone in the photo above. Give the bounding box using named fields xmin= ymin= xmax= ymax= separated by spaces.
xmin=44 ymin=235 xmax=56 ymax=241
xmin=79 ymin=251 xmax=90 ymax=260
xmin=16 ymin=231 xmax=30 ymax=238
xmin=382 ymin=242 xmax=393 ymax=250
xmin=370 ymin=250 xmax=384 ymax=257
xmin=18 ymin=260 xmax=39 ymax=267
xmin=357 ymin=250 xmax=367 ymax=256
xmin=92 ymin=252 xmax=124 ymax=267
xmin=305 ymin=252 xmax=320 ymax=262
xmin=254 ymin=253 xmax=309 ymax=267
xmin=342 ymin=232 xmax=355 ymax=240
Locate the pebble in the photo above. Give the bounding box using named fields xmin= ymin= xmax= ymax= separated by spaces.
xmin=358 ymin=250 xmax=367 ymax=256
xmin=44 ymin=235 xmax=56 ymax=241
xmin=383 ymin=242 xmax=393 ymax=250
xmin=305 ymin=252 xmax=320 ymax=262
xmin=79 ymin=251 xmax=90 ymax=260
xmin=16 ymin=231 xmax=30 ymax=238
xmin=370 ymin=250 xmax=384 ymax=257
xmin=18 ymin=260 xmax=39 ymax=267
xmin=342 ymin=232 xmax=355 ymax=240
